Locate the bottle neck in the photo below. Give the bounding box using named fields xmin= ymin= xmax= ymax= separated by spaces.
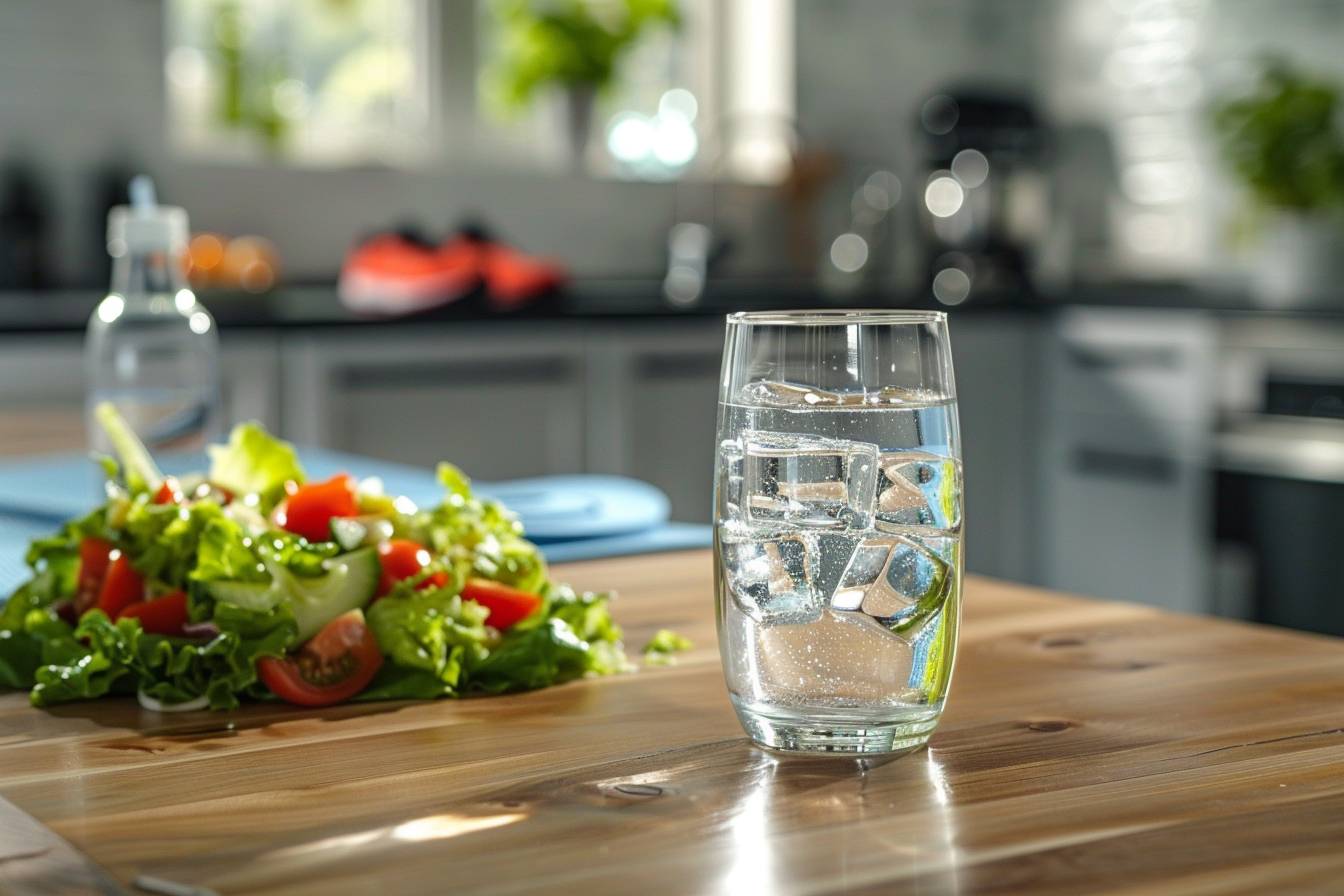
xmin=110 ymin=248 xmax=186 ymax=299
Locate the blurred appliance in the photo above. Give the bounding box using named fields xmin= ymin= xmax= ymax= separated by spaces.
xmin=0 ymin=161 xmax=50 ymax=290
xmin=916 ymin=88 xmax=1049 ymax=305
xmin=1215 ymin=318 xmax=1344 ymax=636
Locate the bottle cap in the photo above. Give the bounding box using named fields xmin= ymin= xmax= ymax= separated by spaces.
xmin=106 ymin=176 xmax=189 ymax=256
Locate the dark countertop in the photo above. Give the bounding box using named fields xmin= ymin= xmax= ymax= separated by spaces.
xmin=1 ymin=280 xmax=1342 ymax=334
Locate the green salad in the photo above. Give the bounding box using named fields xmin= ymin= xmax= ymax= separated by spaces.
xmin=0 ymin=404 xmax=629 ymax=711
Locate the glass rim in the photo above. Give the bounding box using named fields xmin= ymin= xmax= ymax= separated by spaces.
xmin=725 ymin=309 xmax=947 ymax=326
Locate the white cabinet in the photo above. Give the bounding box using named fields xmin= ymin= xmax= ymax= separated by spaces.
xmin=280 ymin=325 xmax=587 ymax=479
xmin=1038 ymin=309 xmax=1216 ymax=612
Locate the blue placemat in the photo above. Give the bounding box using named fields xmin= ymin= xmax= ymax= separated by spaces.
xmin=0 ymin=450 xmax=709 ymax=596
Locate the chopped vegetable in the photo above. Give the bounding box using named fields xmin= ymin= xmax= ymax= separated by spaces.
xmin=642 ymin=629 xmax=693 ymax=666
xmin=206 ymin=421 xmax=305 ymax=511
xmin=258 ymin=610 xmax=383 ymax=707
xmin=119 ymin=591 xmax=189 ymax=636
xmin=96 ymin=553 xmax=145 ymax=620
xmin=461 ymin=578 xmax=541 ymax=629
xmin=277 ymin=474 xmax=359 ymax=543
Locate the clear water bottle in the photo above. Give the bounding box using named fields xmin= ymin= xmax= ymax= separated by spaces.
xmin=86 ymin=177 xmax=220 ymax=459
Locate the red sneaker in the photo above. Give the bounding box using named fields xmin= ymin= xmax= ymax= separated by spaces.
xmin=339 ymin=231 xmax=481 ymax=313
xmin=481 ymin=242 xmax=566 ymax=308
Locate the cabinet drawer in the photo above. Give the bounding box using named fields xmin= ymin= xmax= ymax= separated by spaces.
xmin=1042 ymin=416 xmax=1210 ymax=613
xmin=1048 ymin=309 xmax=1215 ymax=424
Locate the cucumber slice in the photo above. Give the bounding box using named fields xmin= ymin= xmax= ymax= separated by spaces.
xmin=205 ymin=579 xmax=277 ymax=613
xmin=206 ymin=547 xmax=381 ymax=642
xmin=287 ymin=547 xmax=380 ymax=641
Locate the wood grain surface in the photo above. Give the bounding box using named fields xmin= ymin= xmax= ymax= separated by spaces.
xmin=2 ymin=549 xmax=1344 ymax=895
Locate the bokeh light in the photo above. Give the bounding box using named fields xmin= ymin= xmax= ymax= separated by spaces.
xmin=924 ymin=174 xmax=965 ymax=219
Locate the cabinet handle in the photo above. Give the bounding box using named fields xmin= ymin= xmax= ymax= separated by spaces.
xmin=1064 ymin=344 xmax=1180 ymax=371
xmin=1073 ymin=447 xmax=1176 ymax=482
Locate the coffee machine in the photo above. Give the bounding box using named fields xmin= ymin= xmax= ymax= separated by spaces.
xmin=916 ymin=87 xmax=1049 ymax=305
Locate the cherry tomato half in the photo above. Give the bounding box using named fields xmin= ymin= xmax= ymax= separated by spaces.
xmin=461 ymin=578 xmax=542 ymax=630
xmin=74 ymin=537 xmax=114 ymax=615
xmin=376 ymin=539 xmax=449 ymax=597
xmin=95 ymin=553 xmax=145 ymax=620
xmin=276 ymin=474 xmax=359 ymax=543
xmin=119 ymin=591 xmax=189 ymax=636
xmin=257 ymin=610 xmax=383 ymax=707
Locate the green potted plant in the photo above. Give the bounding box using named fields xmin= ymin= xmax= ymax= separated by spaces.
xmin=1212 ymin=61 xmax=1344 ymax=306
xmin=485 ymin=0 xmax=680 ymax=166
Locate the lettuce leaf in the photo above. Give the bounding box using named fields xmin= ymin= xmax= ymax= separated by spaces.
xmin=30 ymin=604 xmax=296 ymax=710
xmin=207 ymin=422 xmax=305 ymax=510
xmin=407 ymin=466 xmax=548 ymax=595
xmin=0 ymin=612 xmax=89 ymax=689
xmin=362 ymin=586 xmax=491 ymax=699
xmin=465 ymin=586 xmax=628 ymax=694
xmin=120 ymin=499 xmax=228 ymax=589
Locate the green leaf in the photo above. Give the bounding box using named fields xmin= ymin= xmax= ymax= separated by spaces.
xmin=466 ymin=585 xmax=628 ymax=692
xmin=365 ymin=586 xmax=490 ymax=696
xmin=94 ymin=402 xmax=163 ymax=493
xmin=207 ymin=422 xmax=306 ymax=510
xmin=642 ymin=628 xmax=692 ymax=666
xmin=30 ymin=603 xmax=296 ymax=710
xmin=192 ymin=516 xmax=268 ymax=584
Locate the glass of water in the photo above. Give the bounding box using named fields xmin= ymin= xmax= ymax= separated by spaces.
xmin=714 ymin=310 xmax=962 ymax=755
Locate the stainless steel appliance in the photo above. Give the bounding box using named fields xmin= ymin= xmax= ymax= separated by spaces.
xmin=1215 ymin=317 xmax=1344 ymax=635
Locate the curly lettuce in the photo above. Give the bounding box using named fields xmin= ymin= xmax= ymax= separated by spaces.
xmin=207 ymin=421 xmax=305 ymax=510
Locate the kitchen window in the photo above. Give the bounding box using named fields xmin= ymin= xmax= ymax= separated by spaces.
xmin=165 ymin=0 xmax=434 ymax=166
xmin=165 ymin=0 xmax=793 ymax=183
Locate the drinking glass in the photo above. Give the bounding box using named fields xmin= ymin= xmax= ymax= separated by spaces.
xmin=714 ymin=310 xmax=962 ymax=755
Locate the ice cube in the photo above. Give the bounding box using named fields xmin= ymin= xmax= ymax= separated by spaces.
xmin=717 ymin=438 xmax=745 ymax=518
xmin=743 ymin=431 xmax=879 ymax=529
xmin=721 ymin=532 xmax=822 ymax=625
xmin=830 ymin=535 xmax=951 ymax=630
xmin=739 ymin=380 xmax=843 ymax=408
xmin=875 ymin=452 xmax=961 ymax=531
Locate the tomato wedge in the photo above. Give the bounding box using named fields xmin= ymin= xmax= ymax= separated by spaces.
xmin=461 ymin=578 xmax=542 ymax=629
xmin=152 ymin=477 xmax=183 ymax=505
xmin=95 ymin=553 xmax=145 ymax=620
xmin=276 ymin=474 xmax=359 ymax=542
xmin=118 ymin=591 xmax=189 ymax=636
xmin=74 ymin=537 xmax=114 ymax=615
xmin=257 ymin=610 xmax=383 ymax=707
xmin=376 ymin=539 xmax=449 ymax=597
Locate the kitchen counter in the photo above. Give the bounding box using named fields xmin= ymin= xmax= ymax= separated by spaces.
xmin=3 ymin=280 xmax=1343 ymax=333
xmin=4 ymin=550 xmax=1344 ymax=894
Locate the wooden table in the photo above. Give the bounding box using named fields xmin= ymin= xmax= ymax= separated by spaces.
xmin=3 ymin=549 xmax=1344 ymax=895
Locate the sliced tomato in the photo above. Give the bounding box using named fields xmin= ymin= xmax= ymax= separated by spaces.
xmin=74 ymin=537 xmax=114 ymax=615
xmin=152 ymin=477 xmax=183 ymax=505
xmin=376 ymin=539 xmax=449 ymax=597
xmin=95 ymin=552 xmax=145 ymax=620
xmin=462 ymin=578 xmax=542 ymax=629
xmin=119 ymin=591 xmax=189 ymax=636
xmin=276 ymin=474 xmax=358 ymax=542
xmin=257 ymin=610 xmax=383 ymax=707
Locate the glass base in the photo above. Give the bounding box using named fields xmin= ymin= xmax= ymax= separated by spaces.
xmin=734 ymin=705 xmax=940 ymax=756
